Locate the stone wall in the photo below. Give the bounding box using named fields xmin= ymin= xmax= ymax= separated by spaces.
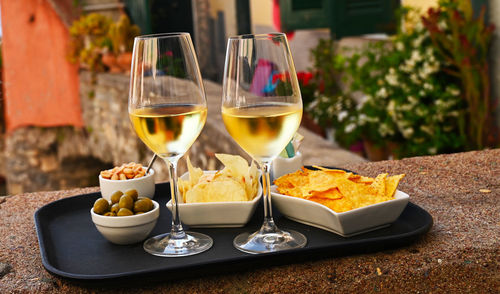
xmin=4 ymin=127 xmax=109 ymax=195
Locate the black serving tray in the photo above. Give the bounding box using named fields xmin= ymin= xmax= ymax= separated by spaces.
xmin=34 ymin=182 xmax=432 ymax=286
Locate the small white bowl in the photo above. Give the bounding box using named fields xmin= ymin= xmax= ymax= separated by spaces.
xmin=271 ymin=186 xmax=409 ymax=237
xmin=99 ymin=168 xmax=155 ymax=200
xmin=90 ymin=200 xmax=160 ymax=245
xmin=166 ymin=171 xmax=262 ymax=228
xmin=272 ymin=152 xmax=303 ymax=180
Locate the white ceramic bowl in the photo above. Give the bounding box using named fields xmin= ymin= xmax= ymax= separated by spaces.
xmin=99 ymin=168 xmax=155 ymax=200
xmin=271 ymin=186 xmax=409 ymax=237
xmin=90 ymin=200 xmax=159 ymax=245
xmin=166 ymin=171 xmax=262 ymax=228
xmin=272 ymin=152 xmax=303 ymax=180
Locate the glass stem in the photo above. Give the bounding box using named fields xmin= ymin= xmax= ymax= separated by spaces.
xmin=164 ymin=157 xmax=186 ymax=239
xmin=260 ymin=161 xmax=279 ymax=234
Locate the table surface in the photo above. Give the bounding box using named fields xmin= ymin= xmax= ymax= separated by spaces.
xmin=0 ymin=149 xmax=499 ymax=293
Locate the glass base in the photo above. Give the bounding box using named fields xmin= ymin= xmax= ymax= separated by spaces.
xmin=233 ymin=228 xmax=307 ymax=254
xmin=143 ymin=231 xmax=213 ymax=257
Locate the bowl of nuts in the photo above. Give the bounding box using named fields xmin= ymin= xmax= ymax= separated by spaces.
xmin=99 ymin=162 xmax=155 ymax=200
xmin=90 ymin=189 xmax=160 ymax=245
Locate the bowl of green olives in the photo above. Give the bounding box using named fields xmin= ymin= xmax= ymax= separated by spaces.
xmin=90 ymin=189 xmax=160 ymax=245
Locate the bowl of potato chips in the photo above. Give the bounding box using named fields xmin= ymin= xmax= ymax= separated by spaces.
xmin=271 ymin=166 xmax=408 ymax=237
xmin=167 ymin=154 xmax=262 ymax=228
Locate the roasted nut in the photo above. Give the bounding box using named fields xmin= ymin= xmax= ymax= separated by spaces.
xmin=100 ymin=162 xmax=147 ymax=181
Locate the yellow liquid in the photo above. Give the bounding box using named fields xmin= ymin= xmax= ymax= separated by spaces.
xmin=222 ymin=104 xmax=302 ymax=161
xmin=130 ymin=104 xmax=207 ymax=158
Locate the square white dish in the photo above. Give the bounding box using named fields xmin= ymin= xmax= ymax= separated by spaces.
xmin=271 ymin=186 xmax=409 ymax=237
xmin=166 ymin=171 xmax=262 ymax=228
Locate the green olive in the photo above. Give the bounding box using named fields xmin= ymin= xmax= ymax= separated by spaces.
xmin=117 ymin=208 xmax=133 ymax=216
xmin=110 ymin=190 xmax=124 ymax=204
xmin=93 ymin=198 xmax=110 ymax=215
xmin=134 ymin=198 xmax=153 ymax=213
xmin=124 ymin=189 xmax=139 ymax=201
xmin=118 ymin=195 xmax=134 ymax=210
xmin=134 ymin=212 xmax=144 ymax=215
xmin=110 ymin=203 xmax=120 ymax=214
xmin=104 ymin=211 xmax=116 ymax=217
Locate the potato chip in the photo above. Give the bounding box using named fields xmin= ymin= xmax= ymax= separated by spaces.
xmin=178 ymin=154 xmax=259 ymax=203
xmin=185 ymin=178 xmax=247 ymax=203
xmin=187 ymin=156 xmax=203 ymax=187
xmin=274 ymin=167 xmax=405 ymax=212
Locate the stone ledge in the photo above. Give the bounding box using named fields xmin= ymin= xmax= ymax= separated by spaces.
xmin=0 ymin=149 xmax=497 ymax=292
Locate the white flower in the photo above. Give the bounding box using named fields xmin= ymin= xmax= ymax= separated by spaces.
xmin=406 ymin=59 xmax=416 ymax=70
xmin=387 ymin=100 xmax=396 ymax=117
xmin=438 ymin=20 xmax=447 ymax=31
xmin=426 ymin=47 xmax=434 ymax=57
xmin=420 ymin=125 xmax=434 ymax=135
xmin=327 ymin=105 xmax=335 ymax=115
xmin=410 ymin=74 xmax=420 ymax=84
xmin=411 ymin=50 xmax=423 ymax=63
xmin=396 ymin=42 xmax=404 ymax=51
xmin=446 ymin=86 xmax=460 ymax=96
xmin=360 ymin=95 xmax=371 ymax=104
xmin=376 ymin=87 xmax=388 ymax=98
xmin=428 ymin=147 xmax=437 ymax=154
xmin=420 ymin=62 xmax=437 ymax=79
xmin=358 ymin=113 xmax=368 ymax=125
xmin=416 ymin=107 xmax=427 ymax=117
xmin=415 ymin=21 xmax=424 ymax=32
xmin=308 ymin=99 xmax=319 ymax=109
xmin=385 ymin=68 xmax=398 ymax=86
xmin=345 ymin=123 xmax=356 ymax=133
xmin=338 ymin=110 xmax=348 ymax=121
xmin=379 ymin=123 xmax=394 ymax=137
xmin=408 ymin=96 xmax=418 ymax=105
xmin=400 ymin=63 xmax=411 ymax=73
xmin=402 ymin=127 xmax=414 ymax=139
xmin=423 ymin=83 xmax=433 ymax=91
xmin=412 ymin=35 xmax=425 ymax=48
xmin=398 ymin=102 xmax=413 ymax=111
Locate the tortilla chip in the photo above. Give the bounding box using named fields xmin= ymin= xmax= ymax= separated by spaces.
xmin=274 ymin=167 xmax=405 ymax=212
xmin=385 ymin=174 xmax=405 ymax=198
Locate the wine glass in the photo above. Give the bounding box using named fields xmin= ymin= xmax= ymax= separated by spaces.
xmin=129 ymin=33 xmax=213 ymax=257
xmin=221 ymin=33 xmax=307 ymax=254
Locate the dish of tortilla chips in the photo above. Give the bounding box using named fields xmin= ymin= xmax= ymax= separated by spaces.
xmin=166 ymin=154 xmax=262 ymax=228
xmin=271 ymin=166 xmax=409 ymax=236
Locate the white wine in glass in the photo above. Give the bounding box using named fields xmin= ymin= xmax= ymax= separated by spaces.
xmin=222 ymin=33 xmax=307 ymax=254
xmin=129 ymin=33 xmax=212 ymax=257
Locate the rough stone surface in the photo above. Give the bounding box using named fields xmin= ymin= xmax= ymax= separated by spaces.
xmin=4 ymin=127 xmax=110 ymax=194
xmin=0 ymin=149 xmax=498 ymax=293
xmin=0 ymin=262 xmax=12 ymax=278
